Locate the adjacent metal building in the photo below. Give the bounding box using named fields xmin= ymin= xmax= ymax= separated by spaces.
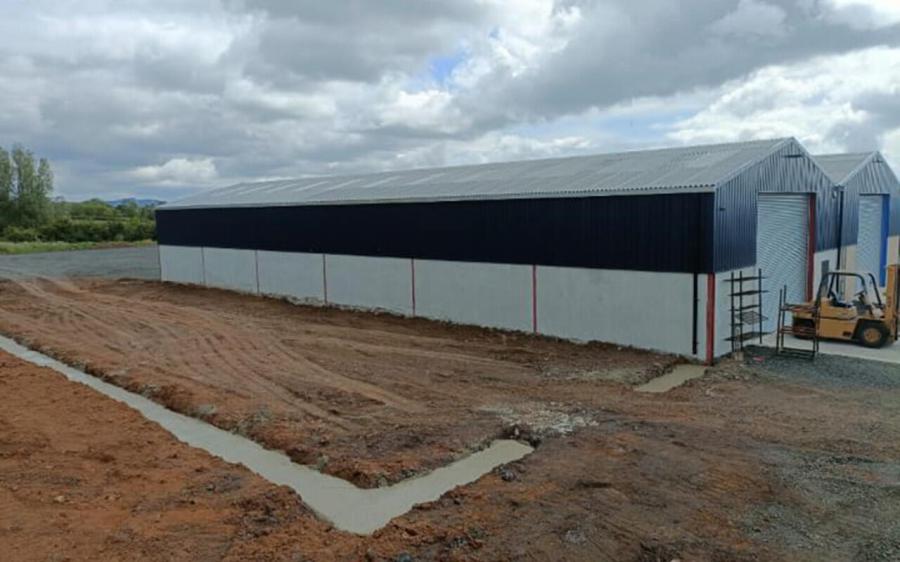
xmin=157 ymin=138 xmax=843 ymax=362
xmin=815 ymin=152 xmax=900 ymax=286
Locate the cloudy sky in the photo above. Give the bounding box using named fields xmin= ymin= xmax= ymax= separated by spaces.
xmin=1 ymin=0 xmax=899 ymax=201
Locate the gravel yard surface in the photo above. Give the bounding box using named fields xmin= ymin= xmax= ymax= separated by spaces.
xmin=0 ymin=245 xmax=158 ymax=280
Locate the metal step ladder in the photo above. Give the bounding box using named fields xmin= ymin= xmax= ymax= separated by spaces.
xmin=775 ymin=286 xmax=819 ymax=360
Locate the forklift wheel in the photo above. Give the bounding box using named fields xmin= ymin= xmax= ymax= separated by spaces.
xmin=857 ymin=323 xmax=889 ymax=349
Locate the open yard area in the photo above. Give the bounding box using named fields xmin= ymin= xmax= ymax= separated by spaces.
xmin=7 ymin=2 xmax=900 ymax=559
xmin=0 ymin=270 xmax=898 ymax=561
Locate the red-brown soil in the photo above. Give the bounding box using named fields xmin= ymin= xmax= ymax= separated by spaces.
xmin=0 ymin=277 xmax=898 ymax=561
xmin=0 ymin=278 xmax=673 ymax=487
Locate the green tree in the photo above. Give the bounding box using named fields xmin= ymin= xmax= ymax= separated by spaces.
xmin=118 ymin=199 xmax=140 ymax=219
xmin=8 ymin=146 xmax=53 ymax=228
xmin=38 ymin=157 xmax=54 ymax=201
xmin=12 ymin=146 xmax=36 ymax=226
xmin=0 ymin=148 xmax=12 ymax=230
xmin=70 ymin=199 xmax=115 ymax=221
xmin=0 ymin=145 xmax=155 ymax=244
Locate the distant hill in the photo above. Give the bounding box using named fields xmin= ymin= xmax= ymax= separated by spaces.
xmin=106 ymin=198 xmax=165 ymax=208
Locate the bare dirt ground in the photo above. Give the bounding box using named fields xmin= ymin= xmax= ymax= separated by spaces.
xmin=0 ymin=277 xmax=899 ymax=561
xmin=0 ymin=277 xmax=671 ymax=488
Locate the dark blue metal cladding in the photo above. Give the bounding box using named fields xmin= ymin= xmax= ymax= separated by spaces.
xmin=712 ymin=139 xmax=838 ymax=273
xmin=838 ymin=179 xmax=860 ymax=247
xmin=156 ymin=193 xmax=716 ymax=274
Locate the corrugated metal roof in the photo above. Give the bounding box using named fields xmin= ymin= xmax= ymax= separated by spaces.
xmin=163 ymin=138 xmax=791 ymax=209
xmin=814 ymin=152 xmax=876 ymax=185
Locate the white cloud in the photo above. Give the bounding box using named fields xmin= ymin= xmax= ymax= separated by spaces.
xmin=0 ymin=1 xmax=899 ymax=200
xmin=38 ymin=14 xmax=237 ymax=64
xmin=441 ymin=132 xmax=592 ymax=166
xmin=372 ymin=86 xmax=468 ymax=134
xmin=129 ymin=158 xmax=218 ymax=186
xmin=669 ymin=46 xmax=900 ymax=154
xmin=339 ymin=131 xmax=593 ymax=174
xmin=224 ymin=78 xmax=337 ymax=119
xmin=711 ymin=0 xmax=788 ymax=37
xmin=882 ymin=128 xmax=900 ymax=170
xmin=482 ymin=0 xmax=581 ymax=76
xmin=823 ymin=0 xmax=900 ymax=29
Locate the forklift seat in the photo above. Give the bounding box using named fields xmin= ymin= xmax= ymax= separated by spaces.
xmin=828 ymin=291 xmax=852 ymax=308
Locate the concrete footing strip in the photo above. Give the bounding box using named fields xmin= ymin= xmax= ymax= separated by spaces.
xmin=0 ymin=335 xmax=533 ymax=534
xmin=635 ymin=364 xmax=707 ymax=393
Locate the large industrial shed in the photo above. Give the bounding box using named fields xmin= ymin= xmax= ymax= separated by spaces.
xmin=814 ymin=152 xmax=900 ymax=286
xmin=156 ymin=138 xmax=840 ymax=363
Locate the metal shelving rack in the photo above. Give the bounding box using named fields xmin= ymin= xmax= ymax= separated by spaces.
xmin=727 ymin=269 xmax=766 ymax=354
xmin=775 ymin=286 xmax=819 ymax=360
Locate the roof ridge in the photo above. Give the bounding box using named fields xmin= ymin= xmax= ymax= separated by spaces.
xmin=814 ymin=151 xmax=877 ymax=158
xmin=163 ymin=138 xmax=792 ymax=210
xmin=706 ymin=138 xmax=794 ymax=188
xmin=188 ymin=137 xmax=792 ymax=189
xmin=814 ymin=152 xmax=878 ymax=184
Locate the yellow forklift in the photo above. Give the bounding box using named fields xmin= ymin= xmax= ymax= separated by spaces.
xmin=789 ymin=264 xmax=900 ymax=348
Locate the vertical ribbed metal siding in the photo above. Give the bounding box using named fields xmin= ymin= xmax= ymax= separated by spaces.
xmin=864 ymin=160 xmax=900 ymax=237
xmin=155 ymin=193 xmax=716 ymax=273
xmin=858 ymin=195 xmax=885 ymax=280
xmin=757 ymin=195 xmax=810 ymax=332
xmin=841 ymin=159 xmax=894 ymax=243
xmin=865 ymin=160 xmax=898 ymax=235
xmin=713 ymin=139 xmax=837 ymax=272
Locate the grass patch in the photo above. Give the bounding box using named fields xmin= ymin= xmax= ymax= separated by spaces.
xmin=0 ymin=240 xmax=155 ymax=255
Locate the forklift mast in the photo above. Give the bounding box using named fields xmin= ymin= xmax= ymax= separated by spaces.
xmin=886 ymin=264 xmax=900 ymax=340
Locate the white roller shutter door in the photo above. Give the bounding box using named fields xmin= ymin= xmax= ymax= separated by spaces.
xmin=757 ymin=195 xmax=809 ymax=332
xmin=858 ymin=195 xmax=885 ymax=286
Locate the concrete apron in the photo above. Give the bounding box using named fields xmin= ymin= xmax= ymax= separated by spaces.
xmin=761 ymin=333 xmax=900 ymax=366
xmin=0 ymin=335 xmax=533 ymax=535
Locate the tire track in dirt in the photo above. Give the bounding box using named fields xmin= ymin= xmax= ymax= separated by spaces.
xmin=3 ymin=275 xmax=898 ymax=560
xmin=8 ymin=279 xmax=139 ymax=345
xmin=2 ymin=278 xmax=433 ymax=427
xmin=0 ymin=277 xmax=667 ymax=489
xmin=45 ymin=276 xmax=423 ymax=413
xmin=3 ymin=278 xmax=354 ymax=428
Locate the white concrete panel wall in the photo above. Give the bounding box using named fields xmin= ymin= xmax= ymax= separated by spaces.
xmin=889 ymin=236 xmax=900 ymax=266
xmin=159 ymin=245 xmax=203 ymax=285
xmin=842 ymin=245 xmax=858 ymax=297
xmin=415 ymin=260 xmax=532 ymax=332
xmin=813 ymin=249 xmax=838 ymax=295
xmin=326 ymin=254 xmax=413 ymax=315
xmin=203 ymin=248 xmax=259 ymax=294
xmin=841 ymin=245 xmax=858 ymax=272
xmin=159 ymin=248 xmax=723 ymax=359
xmin=257 ymin=251 xmax=324 ymax=301
xmin=697 ymin=274 xmax=710 ymax=361
xmin=537 ymin=267 xmax=698 ymax=357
